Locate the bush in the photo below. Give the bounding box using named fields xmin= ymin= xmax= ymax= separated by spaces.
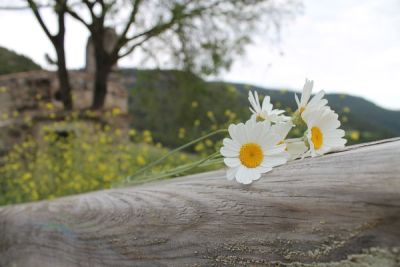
xmin=129 ymin=69 xmax=246 ymax=149
xmin=0 ymin=46 xmax=41 ymax=75
xmin=0 ymin=118 xmax=208 ymax=206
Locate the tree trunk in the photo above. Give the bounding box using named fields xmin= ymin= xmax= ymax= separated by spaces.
xmin=90 ymin=28 xmax=113 ymax=110
xmin=55 ymin=46 xmax=73 ymax=110
xmin=27 ymin=0 xmax=73 ymax=110
xmin=1 ymin=138 xmax=400 ymax=266
xmin=91 ymin=61 xmax=111 ymax=110
xmin=54 ymin=3 xmax=72 ymax=110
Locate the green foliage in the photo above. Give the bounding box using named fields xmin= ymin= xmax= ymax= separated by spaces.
xmin=0 ymin=46 xmax=41 ymax=75
xmin=0 ymin=118 xmax=206 ymax=206
xmin=126 ymin=69 xmax=399 ymax=148
xmin=2 ymin=66 xmax=398 ymax=206
xmin=128 ymin=69 xmax=246 ymax=152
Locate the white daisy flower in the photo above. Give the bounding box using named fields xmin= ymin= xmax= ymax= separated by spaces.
xmin=272 ymin=122 xmax=308 ymax=161
xmin=295 ymin=79 xmax=328 ymax=116
xmin=248 ymin=91 xmax=289 ymax=124
xmin=302 ymin=108 xmax=347 ymax=157
xmin=220 ymin=120 xmax=288 ymax=184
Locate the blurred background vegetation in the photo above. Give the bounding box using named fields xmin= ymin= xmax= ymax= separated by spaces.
xmin=1 ymin=48 xmax=399 ymax=206
xmin=0 ymin=0 xmax=399 ymax=206
xmin=127 ymin=68 xmax=400 ymax=146
xmin=0 ymin=46 xmax=42 ymax=75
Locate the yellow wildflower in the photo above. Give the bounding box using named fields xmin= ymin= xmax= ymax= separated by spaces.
xmin=22 ymin=173 xmax=32 ymax=181
xmin=350 ymin=130 xmax=360 ymax=141
xmin=191 ymin=101 xmax=199 ymax=108
xmin=205 ymin=139 xmax=213 ymax=147
xmin=98 ymin=163 xmax=107 ymax=172
xmin=342 ymin=107 xmax=350 ymax=113
xmin=46 ymin=102 xmax=54 ymax=110
xmin=178 ymin=128 xmax=186 ymax=139
xmin=115 ymin=128 xmax=122 ymax=136
xmin=112 ymin=107 xmax=122 ymax=116
xmin=129 ymin=129 xmax=137 ymax=137
xmin=142 ymin=130 xmax=153 ymax=143
xmin=136 ymin=155 xmax=146 ymax=166
xmin=2 ymin=113 xmax=9 ymax=120
xmin=194 ymin=142 xmax=205 ymax=152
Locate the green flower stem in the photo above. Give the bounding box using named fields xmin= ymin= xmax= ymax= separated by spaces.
xmin=142 ymin=156 xmax=217 ymax=180
xmin=151 ymin=151 xmax=220 ymax=176
xmin=156 ymin=152 xmax=221 ymax=174
xmin=195 ymin=158 xmax=224 ymax=167
xmin=130 ymin=151 xmax=223 ymax=184
xmin=286 ymin=138 xmax=303 ymax=143
xmin=126 ymin=129 xmax=228 ymax=182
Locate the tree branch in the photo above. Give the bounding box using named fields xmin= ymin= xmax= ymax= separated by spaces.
xmin=0 ymin=2 xmax=52 ymax=10
xmin=66 ymin=6 xmax=90 ymax=28
xmin=0 ymin=5 xmax=30 ymax=10
xmin=26 ymin=0 xmax=54 ymax=42
xmin=82 ymin=0 xmax=96 ymax=20
xmin=125 ymin=0 xmax=222 ymax=43
xmin=118 ymin=18 xmax=180 ymax=59
xmin=118 ymin=1 xmax=219 ymax=59
xmin=118 ymin=32 xmax=154 ymax=59
xmin=113 ymin=0 xmax=143 ymax=54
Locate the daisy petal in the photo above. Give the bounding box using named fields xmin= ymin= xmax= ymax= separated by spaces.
xmin=223 ymin=138 xmax=240 ymax=151
xmin=262 ymin=156 xmax=287 ymax=168
xmin=235 ymin=166 xmax=260 ymax=184
xmin=226 ymin=167 xmax=239 ymax=181
xmin=220 ymin=147 xmax=239 ymax=157
xmin=224 ymin=157 xmax=241 ymax=168
xmin=295 ymin=93 xmax=300 ymax=107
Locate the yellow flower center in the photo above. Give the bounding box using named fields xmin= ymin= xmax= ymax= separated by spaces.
xmin=256 ymin=114 xmax=266 ymax=122
xmin=311 ymin=127 xmax=323 ymax=150
xmin=239 ymin=143 xmax=263 ymax=168
xmin=299 ymin=107 xmax=305 ymax=114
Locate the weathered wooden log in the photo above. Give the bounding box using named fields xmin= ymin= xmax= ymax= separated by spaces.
xmin=1 ymin=138 xmax=400 ymax=266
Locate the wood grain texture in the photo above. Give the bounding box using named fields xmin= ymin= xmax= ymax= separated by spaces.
xmin=1 ymin=138 xmax=400 ymax=266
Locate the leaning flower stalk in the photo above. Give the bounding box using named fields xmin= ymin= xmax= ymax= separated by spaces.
xmin=134 ymin=152 xmax=223 ymax=183
xmin=126 ymin=78 xmax=346 ymax=185
xmin=125 ymin=129 xmax=227 ymax=183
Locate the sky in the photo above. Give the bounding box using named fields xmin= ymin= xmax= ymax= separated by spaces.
xmin=0 ymin=0 xmax=399 ymax=110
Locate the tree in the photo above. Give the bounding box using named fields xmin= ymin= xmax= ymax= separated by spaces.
xmin=26 ymin=0 xmax=73 ymax=110
xmin=66 ymin=0 xmax=300 ymax=110
xmin=0 ymin=0 xmax=74 ymax=109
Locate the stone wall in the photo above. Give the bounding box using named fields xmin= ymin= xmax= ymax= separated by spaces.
xmin=0 ymin=70 xmax=129 ymax=154
xmin=85 ymin=28 xmax=118 ymax=74
xmin=0 ymin=70 xmax=128 ymax=114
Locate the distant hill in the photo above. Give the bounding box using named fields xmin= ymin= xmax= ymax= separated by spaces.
xmin=0 ymin=46 xmax=41 ymax=75
xmin=119 ymin=68 xmax=400 ymax=147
